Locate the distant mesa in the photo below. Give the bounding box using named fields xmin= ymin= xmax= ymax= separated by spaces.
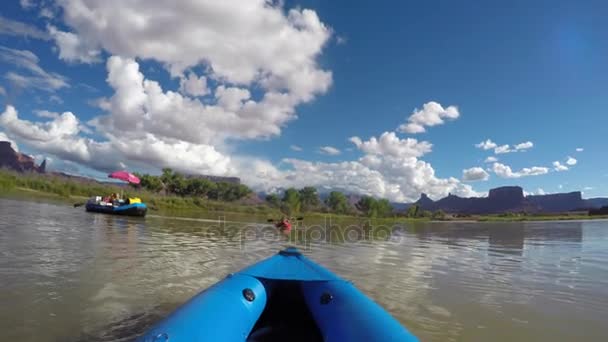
xmin=527 ymin=191 xmax=585 ymax=212
xmin=0 ymin=141 xmax=46 ymax=173
xmin=415 ymin=186 xmax=604 ymax=214
xmin=585 ymin=198 xmax=608 ymax=209
xmin=589 ymin=206 xmax=608 ymax=216
xmin=489 ymin=186 xmax=524 ymax=205
xmin=416 ymin=193 xmax=435 ymax=208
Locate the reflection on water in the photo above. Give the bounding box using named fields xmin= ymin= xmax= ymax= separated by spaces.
xmin=1 ymin=198 xmax=607 ymax=341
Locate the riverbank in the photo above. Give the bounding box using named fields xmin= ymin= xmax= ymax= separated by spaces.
xmin=0 ymin=170 xmax=426 ymax=225
xmin=476 ymin=214 xmax=608 ymax=222
xmin=1 ymin=182 xmax=425 ymax=226
xmin=0 ymin=186 xmax=278 ymax=218
xmin=2 ymin=170 xmax=606 ymax=223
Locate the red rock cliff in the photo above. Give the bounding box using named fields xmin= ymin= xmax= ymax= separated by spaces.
xmin=0 ymin=141 xmax=46 ymax=173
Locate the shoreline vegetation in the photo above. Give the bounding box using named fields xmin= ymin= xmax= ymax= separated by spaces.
xmin=1 ymin=169 xmax=607 ymax=223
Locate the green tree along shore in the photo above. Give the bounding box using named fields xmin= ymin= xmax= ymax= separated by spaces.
xmin=1 ymin=169 xmax=606 ymax=222
xmin=135 ymin=170 xmax=419 ymax=218
xmin=0 ymin=169 xmax=417 ymax=219
xmin=137 ymin=169 xmax=252 ymax=202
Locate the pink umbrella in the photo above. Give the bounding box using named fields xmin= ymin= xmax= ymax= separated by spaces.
xmin=108 ymin=170 xmax=141 ymax=185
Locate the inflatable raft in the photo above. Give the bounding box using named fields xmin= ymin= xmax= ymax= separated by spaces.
xmin=137 ymin=247 xmax=418 ymax=341
xmin=85 ymin=200 xmax=147 ymax=217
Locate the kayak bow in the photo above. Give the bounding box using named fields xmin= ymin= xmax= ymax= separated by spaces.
xmin=137 ymin=247 xmax=418 ymax=341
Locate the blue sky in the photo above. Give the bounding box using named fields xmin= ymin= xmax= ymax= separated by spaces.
xmin=0 ymin=0 xmax=606 ymax=201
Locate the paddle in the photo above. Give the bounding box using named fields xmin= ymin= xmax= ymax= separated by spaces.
xmin=267 ymin=217 xmax=304 ymax=222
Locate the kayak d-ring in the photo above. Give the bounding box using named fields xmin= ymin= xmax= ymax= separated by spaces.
xmin=152 ymin=332 xmax=168 ymax=341
xmin=243 ymin=288 xmax=255 ymax=302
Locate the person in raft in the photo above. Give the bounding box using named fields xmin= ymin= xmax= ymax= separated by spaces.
xmin=101 ymin=193 xmax=120 ymax=205
xmin=275 ymin=216 xmax=292 ymax=233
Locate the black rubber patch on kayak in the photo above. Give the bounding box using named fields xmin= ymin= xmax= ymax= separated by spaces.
xmin=279 ymin=247 xmax=301 ymax=256
xmin=243 ymin=288 xmax=255 ymax=302
xmin=320 ymin=292 xmax=333 ymax=305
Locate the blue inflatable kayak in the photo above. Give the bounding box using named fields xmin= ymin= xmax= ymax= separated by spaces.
xmin=137 ymin=247 xmax=418 ymax=341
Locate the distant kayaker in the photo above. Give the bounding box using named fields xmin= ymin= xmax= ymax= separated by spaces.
xmin=275 ymin=217 xmax=292 ymax=233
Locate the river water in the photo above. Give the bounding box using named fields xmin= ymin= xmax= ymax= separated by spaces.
xmin=1 ymin=198 xmax=607 ymax=341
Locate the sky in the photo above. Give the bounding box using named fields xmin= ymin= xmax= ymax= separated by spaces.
xmin=0 ymin=0 xmax=606 ymax=202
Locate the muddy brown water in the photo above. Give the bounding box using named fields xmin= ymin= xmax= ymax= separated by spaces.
xmin=1 ymin=198 xmax=607 ymax=341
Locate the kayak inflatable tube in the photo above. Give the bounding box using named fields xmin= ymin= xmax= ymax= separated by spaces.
xmin=85 ymin=202 xmax=147 ymax=217
xmin=137 ymin=247 xmax=418 ymax=341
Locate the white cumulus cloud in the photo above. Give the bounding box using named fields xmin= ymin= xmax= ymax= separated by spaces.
xmin=319 ymin=146 xmax=341 ymax=155
xmin=0 ymin=105 xmax=233 ymax=174
xmin=350 ymin=132 xmax=432 ymax=158
xmin=476 ymin=139 xmax=532 ymax=154
xmin=494 ymin=144 xmax=512 ymax=154
xmin=0 ymin=105 xmax=80 ymax=141
xmin=462 ymin=167 xmax=490 ymax=182
xmin=492 ymin=162 xmax=549 ymax=178
xmin=53 ymin=0 xmax=332 ymax=98
xmin=89 ymin=56 xmax=316 ymax=145
xmin=514 ymin=141 xmax=533 ymax=151
xmin=524 ymin=188 xmax=546 ymax=196
xmin=484 ymin=156 xmax=498 ymax=163
xmin=34 ymin=110 xmax=60 ymax=119
xmin=575 ymin=147 xmax=584 ymax=152
xmin=179 ymin=72 xmax=209 ymax=97
xmin=553 ymin=161 xmax=568 ymax=172
xmin=526 ymin=188 xmax=546 ymax=196
xmin=244 ymin=133 xmax=479 ymax=202
xmin=397 ymin=101 xmax=459 ymax=134
xmin=475 ymin=139 xmax=497 ymax=150
xmin=48 ymin=25 xmax=101 ymax=64
xmin=566 ymin=156 xmax=577 ymax=166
